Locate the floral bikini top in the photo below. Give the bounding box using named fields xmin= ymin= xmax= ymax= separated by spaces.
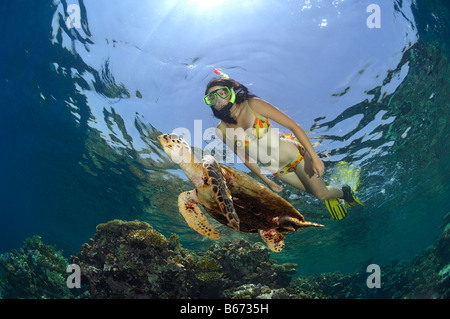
xmin=219 ymin=101 xmax=271 ymax=150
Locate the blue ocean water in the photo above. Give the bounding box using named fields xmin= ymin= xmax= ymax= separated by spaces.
xmin=0 ymin=0 xmax=449 ymax=296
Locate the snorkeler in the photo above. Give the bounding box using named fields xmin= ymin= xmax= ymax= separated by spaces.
xmin=204 ymin=69 xmax=363 ymax=220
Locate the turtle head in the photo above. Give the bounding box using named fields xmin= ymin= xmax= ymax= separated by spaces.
xmin=158 ymin=133 xmax=193 ymax=164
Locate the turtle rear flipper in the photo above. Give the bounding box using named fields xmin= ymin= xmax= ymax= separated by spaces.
xmin=178 ymin=190 xmax=220 ymax=240
xmin=202 ymin=155 xmax=240 ymax=231
xmin=258 ymin=229 xmax=285 ymax=253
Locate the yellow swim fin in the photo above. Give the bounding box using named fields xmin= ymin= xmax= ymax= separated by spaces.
xmin=325 ymin=162 xmax=364 ymax=220
xmin=324 ymin=198 xmax=348 ymax=220
xmin=329 ymin=161 xmax=361 ymax=193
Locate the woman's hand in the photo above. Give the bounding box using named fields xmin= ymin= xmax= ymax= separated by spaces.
xmin=266 ymin=179 xmax=284 ymax=192
xmin=311 ymin=156 xmax=325 ymax=177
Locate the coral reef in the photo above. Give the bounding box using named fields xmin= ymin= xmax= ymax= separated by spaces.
xmin=289 ymin=272 xmax=357 ymax=299
xmin=70 ymin=220 xmax=296 ymax=299
xmin=72 ymin=218 xmax=450 ymax=299
xmin=205 ymin=239 xmax=296 ymax=289
xmin=1 ymin=216 xmax=448 ymax=299
xmin=72 ymin=219 xmax=198 ymax=298
xmin=223 ymin=283 xmax=290 ymax=299
xmin=289 ymin=216 xmax=450 ymax=299
xmin=0 ymin=236 xmax=77 ymax=299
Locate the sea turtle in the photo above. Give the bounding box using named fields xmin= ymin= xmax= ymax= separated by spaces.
xmin=157 ymin=133 xmax=324 ymax=252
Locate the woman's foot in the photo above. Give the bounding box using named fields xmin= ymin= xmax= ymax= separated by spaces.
xmin=341 ymin=185 xmax=364 ymax=207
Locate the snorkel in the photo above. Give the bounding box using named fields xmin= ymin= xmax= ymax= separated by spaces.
xmin=213 ymin=68 xmax=229 ymax=78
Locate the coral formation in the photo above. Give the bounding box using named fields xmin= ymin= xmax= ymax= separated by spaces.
xmin=289 ymin=216 xmax=450 ymax=299
xmin=72 ymin=220 xmax=199 ymax=298
xmin=70 ymin=220 xmax=295 ymax=298
xmin=205 ymin=239 xmax=296 ymax=289
xmin=0 ymin=236 xmax=79 ymax=299
xmin=223 ymin=283 xmax=290 ymax=299
xmin=70 ymin=216 xmax=450 ymax=299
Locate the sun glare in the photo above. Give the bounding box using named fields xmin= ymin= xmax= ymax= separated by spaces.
xmin=187 ymin=0 xmax=228 ymax=11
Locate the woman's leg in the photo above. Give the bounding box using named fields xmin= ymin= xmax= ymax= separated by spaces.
xmin=275 ymin=169 xmax=307 ymax=192
xmin=293 ymin=153 xmax=343 ymax=201
xmin=276 ymin=166 xmax=342 ymax=200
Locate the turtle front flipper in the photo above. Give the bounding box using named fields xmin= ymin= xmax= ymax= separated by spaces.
xmin=178 ymin=190 xmax=220 ymax=240
xmin=258 ymin=229 xmax=285 ymax=253
xmin=202 ymin=155 xmax=240 ymax=231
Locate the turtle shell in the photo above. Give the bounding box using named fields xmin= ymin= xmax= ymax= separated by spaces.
xmin=196 ymin=165 xmax=313 ymax=234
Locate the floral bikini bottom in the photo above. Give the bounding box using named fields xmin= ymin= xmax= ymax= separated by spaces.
xmin=272 ymin=134 xmax=307 ymax=178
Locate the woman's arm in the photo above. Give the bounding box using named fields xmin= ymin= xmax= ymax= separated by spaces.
xmin=249 ymin=98 xmax=325 ymax=177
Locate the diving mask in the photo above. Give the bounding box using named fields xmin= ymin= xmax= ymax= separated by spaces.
xmin=203 ymin=86 xmax=236 ymax=107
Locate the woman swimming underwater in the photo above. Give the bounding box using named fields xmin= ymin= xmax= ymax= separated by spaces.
xmin=204 ymin=69 xmax=363 ymax=220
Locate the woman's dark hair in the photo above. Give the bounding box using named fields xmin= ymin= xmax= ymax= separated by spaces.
xmin=205 ymin=78 xmax=257 ymax=123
